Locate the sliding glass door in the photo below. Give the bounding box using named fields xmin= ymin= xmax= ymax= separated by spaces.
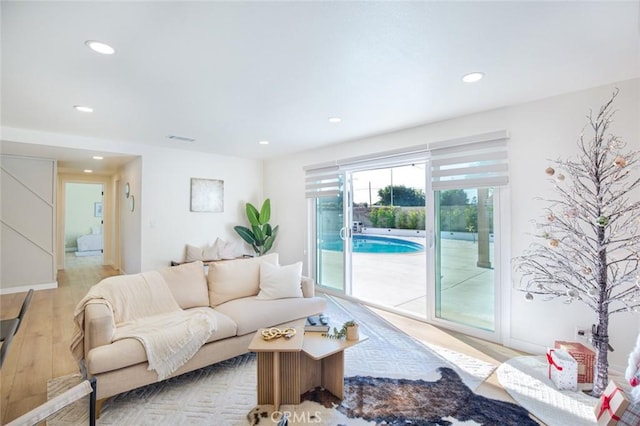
xmin=307 ymin=132 xmax=508 ymax=340
xmin=315 ymin=194 xmax=346 ymax=292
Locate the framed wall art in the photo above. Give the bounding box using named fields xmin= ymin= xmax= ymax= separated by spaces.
xmin=190 ymin=178 xmax=224 ymax=213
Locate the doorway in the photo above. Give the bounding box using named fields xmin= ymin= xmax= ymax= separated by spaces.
xmin=64 ymin=182 xmax=104 ymax=269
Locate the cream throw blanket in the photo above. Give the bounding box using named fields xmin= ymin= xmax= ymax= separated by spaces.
xmin=71 ymin=271 xmax=216 ymax=380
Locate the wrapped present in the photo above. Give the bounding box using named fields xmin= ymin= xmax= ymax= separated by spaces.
xmin=594 ymin=380 xmax=630 ymax=426
xmin=555 ymin=340 xmax=596 ymax=383
xmin=547 ymin=348 xmax=578 ymax=391
xmin=618 ymin=402 xmax=640 ymax=426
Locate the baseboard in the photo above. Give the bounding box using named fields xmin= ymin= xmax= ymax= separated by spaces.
xmin=0 ymin=281 xmax=57 ymax=295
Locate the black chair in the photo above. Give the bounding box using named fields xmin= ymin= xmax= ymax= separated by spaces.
xmin=0 ymin=289 xmax=34 ymax=368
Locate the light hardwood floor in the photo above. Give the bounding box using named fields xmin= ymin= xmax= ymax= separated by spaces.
xmin=0 ymin=258 xmax=527 ymax=424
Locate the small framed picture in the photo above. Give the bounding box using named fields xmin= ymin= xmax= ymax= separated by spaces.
xmin=94 ymin=202 xmax=103 ymax=217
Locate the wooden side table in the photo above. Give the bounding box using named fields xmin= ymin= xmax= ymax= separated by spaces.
xmin=248 ymin=323 xmax=304 ymax=411
xmin=301 ymin=331 xmax=368 ymax=399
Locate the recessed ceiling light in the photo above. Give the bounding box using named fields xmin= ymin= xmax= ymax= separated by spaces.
xmin=73 ymin=105 xmax=94 ymax=113
xmin=462 ymin=72 xmax=484 ymax=83
xmin=92 ymin=156 xmax=104 ymax=160
xmin=85 ymin=40 xmax=115 ymax=55
xmin=83 ymin=169 xmax=93 ymax=173
xmin=258 ymin=140 xmax=269 ymax=145
xmin=328 ymin=117 xmax=342 ymax=123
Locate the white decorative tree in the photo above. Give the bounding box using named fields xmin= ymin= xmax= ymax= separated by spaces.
xmin=514 ymin=90 xmax=640 ymax=397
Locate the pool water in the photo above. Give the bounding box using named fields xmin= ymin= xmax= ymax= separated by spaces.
xmin=322 ymin=235 xmax=424 ymax=254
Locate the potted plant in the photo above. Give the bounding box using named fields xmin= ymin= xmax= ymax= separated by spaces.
xmin=234 ymin=199 xmax=279 ymax=256
xmin=324 ymin=320 xmax=359 ymax=340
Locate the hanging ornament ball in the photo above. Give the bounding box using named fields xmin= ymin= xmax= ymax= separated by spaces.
xmin=545 ymin=167 xmax=555 ymax=176
xmin=567 ymin=289 xmax=578 ymax=298
xmin=614 ymin=156 xmax=627 ymax=168
xmin=525 ymin=292 xmax=534 ymax=301
xmin=588 ymin=288 xmax=598 ymax=296
xmin=547 ymin=214 xmax=556 ymax=222
xmin=583 ymin=267 xmax=592 ymax=275
xmin=556 ymin=173 xmax=565 ymax=181
xmin=549 ymin=239 xmax=559 ymax=248
xmin=564 ymin=208 xmax=578 ymax=219
xmin=596 ymin=215 xmax=609 ymax=226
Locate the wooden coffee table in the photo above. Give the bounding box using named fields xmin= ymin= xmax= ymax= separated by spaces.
xmin=248 ymin=322 xmax=367 ymax=410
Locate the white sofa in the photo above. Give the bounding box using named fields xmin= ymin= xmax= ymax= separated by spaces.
xmin=74 ymin=253 xmax=326 ymax=412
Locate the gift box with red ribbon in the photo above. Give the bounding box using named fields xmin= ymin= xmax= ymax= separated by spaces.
xmin=547 ymin=347 xmax=578 ymax=391
xmin=594 ymin=380 xmax=630 ymax=426
xmin=554 ymin=340 xmax=595 ymax=383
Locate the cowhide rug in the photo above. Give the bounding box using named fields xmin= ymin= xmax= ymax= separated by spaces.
xmin=248 ymin=367 xmax=538 ymax=426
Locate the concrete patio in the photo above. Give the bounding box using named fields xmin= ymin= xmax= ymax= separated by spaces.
xmin=319 ymin=236 xmax=495 ymax=331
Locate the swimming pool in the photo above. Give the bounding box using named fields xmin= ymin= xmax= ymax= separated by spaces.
xmin=322 ymin=235 xmax=424 ymax=254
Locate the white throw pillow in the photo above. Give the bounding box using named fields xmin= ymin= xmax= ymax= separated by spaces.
xmin=203 ymin=238 xmax=222 ymax=260
xmin=185 ymin=244 xmax=204 ymax=262
xmin=257 ymin=261 xmax=303 ymax=300
xmin=218 ymin=239 xmax=244 ymax=260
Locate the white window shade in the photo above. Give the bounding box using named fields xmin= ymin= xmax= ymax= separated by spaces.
xmin=304 ymin=164 xmax=341 ymax=198
xmin=430 ymin=133 xmax=508 ymax=190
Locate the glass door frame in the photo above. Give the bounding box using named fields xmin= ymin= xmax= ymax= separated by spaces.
xmin=425 ymin=185 xmax=507 ymax=343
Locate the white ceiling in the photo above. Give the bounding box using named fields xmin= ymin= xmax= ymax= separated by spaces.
xmin=1 ymin=1 xmax=639 ymax=171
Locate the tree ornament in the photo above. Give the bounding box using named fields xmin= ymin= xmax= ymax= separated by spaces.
xmin=548 ymin=239 xmax=559 ymax=248
xmin=525 ymin=292 xmax=534 ymax=301
xmin=547 ymin=214 xmax=556 ymax=222
xmin=556 ymin=173 xmax=566 ymax=181
xmin=545 ymin=166 xmax=555 ymax=176
xmin=564 ymin=207 xmax=578 ymax=218
xmin=596 ymin=215 xmax=610 ymax=227
xmin=614 ymin=156 xmax=627 ymax=168
xmin=588 ymin=288 xmax=598 ymax=297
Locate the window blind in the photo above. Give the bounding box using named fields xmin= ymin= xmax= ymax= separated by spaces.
xmin=304 ymin=130 xmax=508 ymax=197
xmin=304 ymin=164 xmax=341 ymax=198
xmin=430 ymin=132 xmax=508 ymax=190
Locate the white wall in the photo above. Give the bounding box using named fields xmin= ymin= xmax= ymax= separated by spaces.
xmin=138 ymin=148 xmax=263 ymax=271
xmin=264 ymin=78 xmax=640 ymax=371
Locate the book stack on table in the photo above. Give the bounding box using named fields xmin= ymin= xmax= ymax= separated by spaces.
xmin=305 ymin=314 xmax=330 ymax=332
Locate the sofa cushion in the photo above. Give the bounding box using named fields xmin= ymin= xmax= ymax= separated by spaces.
xmin=215 ymin=296 xmax=327 ymax=336
xmin=86 ymin=308 xmax=237 ymax=375
xmin=207 ymin=253 xmax=278 ymax=306
xmin=159 ymin=261 xmax=209 ymax=309
xmin=257 ymin=261 xmax=303 ymax=300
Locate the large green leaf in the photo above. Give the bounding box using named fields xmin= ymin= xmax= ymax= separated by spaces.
xmin=246 ymin=203 xmax=260 ymax=227
xmin=252 ymin=224 xmax=265 ymax=245
xmin=263 ymin=225 xmax=279 ymax=253
xmin=234 ymin=226 xmax=255 ymax=245
xmin=259 ymin=199 xmax=271 ymax=225
xmin=264 ymin=223 xmax=272 ymax=237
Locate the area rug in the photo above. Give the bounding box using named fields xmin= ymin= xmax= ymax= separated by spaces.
xmin=47 ymin=295 xmax=499 ymax=425
xmin=249 ymin=368 xmax=538 ymax=425
xmin=497 ymin=355 xmax=599 ymax=425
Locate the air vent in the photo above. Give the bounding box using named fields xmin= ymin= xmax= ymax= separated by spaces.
xmin=167 ymin=135 xmax=196 ymax=142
